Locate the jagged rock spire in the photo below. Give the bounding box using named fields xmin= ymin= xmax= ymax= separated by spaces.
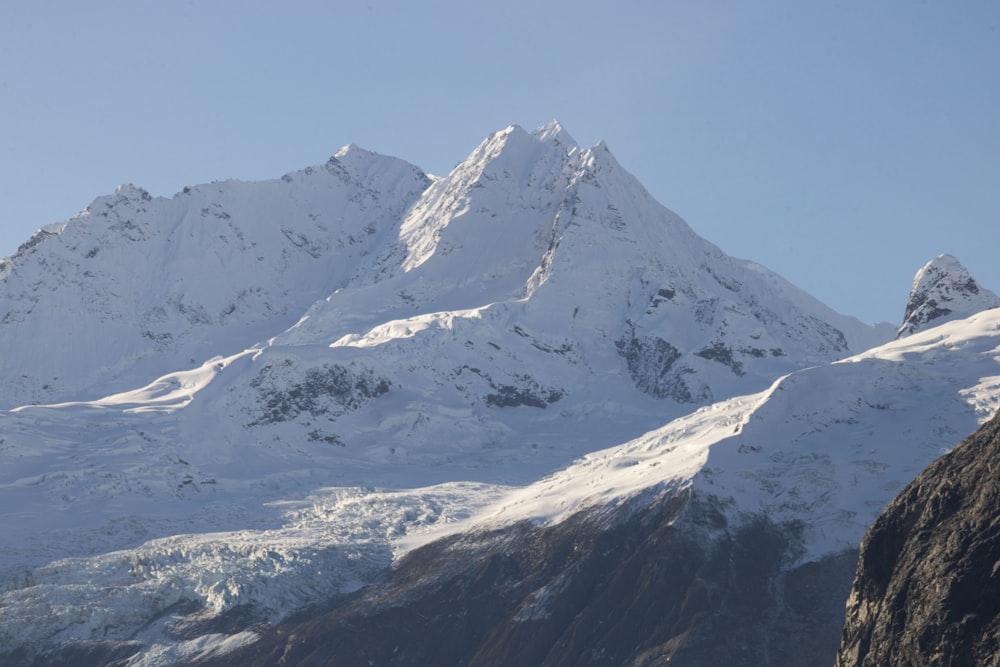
xmin=897 ymin=254 xmax=1000 ymax=338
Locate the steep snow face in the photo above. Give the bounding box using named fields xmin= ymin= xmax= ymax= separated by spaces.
xmin=270 ymin=122 xmax=590 ymax=343
xmin=0 ymin=153 xmax=431 ymax=409
xmin=272 ymin=123 xmax=892 ymax=407
xmin=897 ymin=254 xmax=1000 ymax=339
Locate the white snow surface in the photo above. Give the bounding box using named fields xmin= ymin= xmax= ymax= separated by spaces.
xmin=3 ymin=122 xmax=993 ymax=663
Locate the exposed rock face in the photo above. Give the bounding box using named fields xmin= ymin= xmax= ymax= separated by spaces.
xmin=897 ymin=254 xmax=1000 ymax=338
xmin=836 ymin=409 xmax=1000 ymax=667
xmin=211 ymin=494 xmax=856 ymax=667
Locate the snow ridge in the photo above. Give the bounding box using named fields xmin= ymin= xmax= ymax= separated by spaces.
xmin=0 ymin=151 xmax=431 ymax=408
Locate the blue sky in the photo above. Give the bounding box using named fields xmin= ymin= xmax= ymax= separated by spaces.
xmin=2 ymin=1 xmax=997 ymax=325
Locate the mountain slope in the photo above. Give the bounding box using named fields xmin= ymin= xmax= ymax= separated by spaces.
xmin=220 ymin=303 xmax=1000 ymax=667
xmin=3 ymin=306 xmax=997 ymax=665
xmin=224 ymin=491 xmax=855 ymax=667
xmin=836 ymin=408 xmax=1000 ymax=667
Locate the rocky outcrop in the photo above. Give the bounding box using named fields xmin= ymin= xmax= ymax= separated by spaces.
xmin=897 ymin=254 xmax=1000 ymax=338
xmin=836 ymin=409 xmax=1000 ymax=666
xmin=247 ymin=361 xmax=392 ymax=426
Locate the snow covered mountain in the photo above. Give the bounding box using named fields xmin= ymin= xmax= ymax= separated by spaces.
xmin=0 ymin=149 xmax=432 ymax=408
xmin=0 ymin=121 xmax=889 ymax=412
xmin=896 ymin=253 xmax=1000 ymax=338
xmin=3 ymin=122 xmax=992 ymax=665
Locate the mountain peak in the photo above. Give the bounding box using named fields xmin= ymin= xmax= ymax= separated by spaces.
xmin=329 ymin=143 xmax=424 ymax=176
xmin=113 ymin=182 xmax=153 ymax=202
xmin=531 ymin=119 xmax=577 ymax=147
xmin=897 ymin=254 xmax=1000 ymax=338
xmin=333 ymin=143 xmax=365 ymax=159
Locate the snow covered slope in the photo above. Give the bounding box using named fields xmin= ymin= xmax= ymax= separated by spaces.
xmin=455 ymin=307 xmax=1000 ymax=552
xmin=0 ymin=150 xmax=432 ymax=408
xmin=234 ymin=305 xmax=1000 ymax=665
xmin=3 ymin=304 xmax=997 ymax=664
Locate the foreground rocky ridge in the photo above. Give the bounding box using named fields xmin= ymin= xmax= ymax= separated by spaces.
xmin=837 ymin=408 xmax=1000 ymax=667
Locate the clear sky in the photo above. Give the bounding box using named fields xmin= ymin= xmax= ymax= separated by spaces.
xmin=2 ymin=1 xmax=997 ymax=325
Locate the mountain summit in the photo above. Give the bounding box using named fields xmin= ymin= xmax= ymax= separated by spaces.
xmin=897 ymin=254 xmax=1000 ymax=338
xmin=0 ymin=122 xmax=890 ymax=411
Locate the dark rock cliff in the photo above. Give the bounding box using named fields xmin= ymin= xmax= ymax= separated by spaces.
xmin=836 ymin=409 xmax=1000 ymax=667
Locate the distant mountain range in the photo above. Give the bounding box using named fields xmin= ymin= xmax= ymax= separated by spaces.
xmin=1 ymin=122 xmax=997 ymax=666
